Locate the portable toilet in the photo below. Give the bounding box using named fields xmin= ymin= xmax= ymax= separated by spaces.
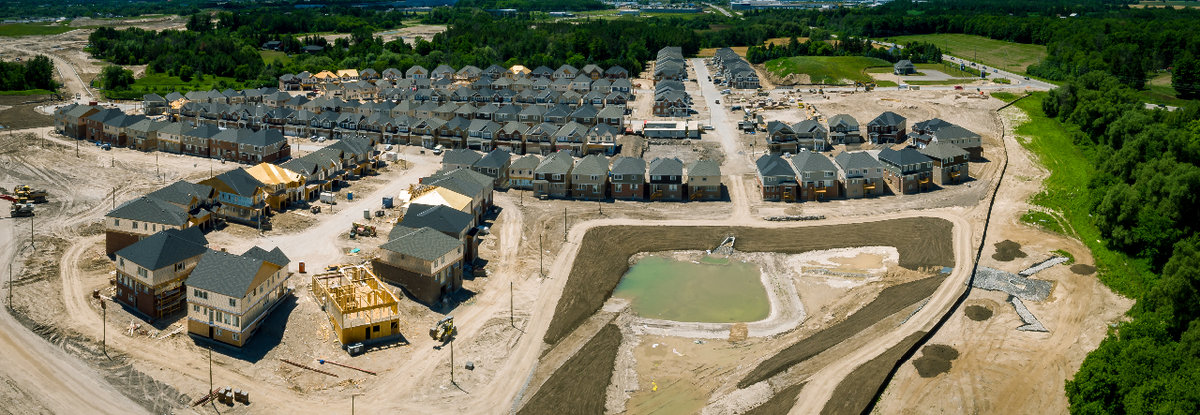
xmin=363 ymin=210 xmax=370 ymax=220
xmin=347 ymin=192 xmax=354 ymax=200
xmin=382 ymin=197 xmax=394 ymax=209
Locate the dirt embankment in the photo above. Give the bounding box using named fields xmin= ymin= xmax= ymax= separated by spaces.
xmin=0 ymin=95 xmax=56 ymax=129
xmin=543 ymin=217 xmax=955 ymax=346
xmin=737 ymin=275 xmax=944 ymax=388
xmin=822 ymin=331 xmax=927 ymax=415
xmin=517 ymin=324 xmax=622 ymax=415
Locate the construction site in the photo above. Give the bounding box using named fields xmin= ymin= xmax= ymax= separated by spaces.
xmin=0 ymin=26 xmax=1134 ymax=415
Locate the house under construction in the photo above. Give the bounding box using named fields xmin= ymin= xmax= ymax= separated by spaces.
xmin=311 ymin=263 xmax=402 ymax=345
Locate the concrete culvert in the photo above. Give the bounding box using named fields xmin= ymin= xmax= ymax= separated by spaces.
xmin=1070 ymin=264 xmax=1097 ymax=275
xmin=992 ymin=240 xmax=1027 ymax=262
xmin=965 ymin=305 xmax=993 ymax=321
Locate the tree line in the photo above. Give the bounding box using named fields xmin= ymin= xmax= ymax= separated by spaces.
xmin=0 ymin=55 xmax=56 ymax=92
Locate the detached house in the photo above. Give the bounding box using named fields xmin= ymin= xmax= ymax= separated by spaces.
xmin=827 ymin=114 xmax=861 ymax=144
xmin=570 ymin=154 xmax=609 ymax=200
xmin=202 ymin=168 xmax=268 ymax=227
xmin=105 ymin=196 xmax=195 ymax=255
xmin=790 ymin=151 xmax=840 ymax=201
xmin=533 ymin=151 xmax=574 ymax=199
xmin=374 ymin=226 xmax=464 ymax=305
xmin=647 ymin=157 xmax=684 ymax=201
xmin=609 ymin=156 xmax=646 ymax=200
xmin=834 ymin=151 xmax=885 ymax=198
xmin=186 ymin=246 xmax=291 ymax=347
xmin=471 ymin=149 xmax=511 ymax=189
xmin=508 ymin=154 xmax=540 ymax=190
xmin=686 ymin=160 xmax=722 ymax=201
xmin=756 ymin=153 xmax=798 ymax=202
xmin=877 ymin=147 xmax=933 ymax=194
xmin=919 ymin=141 xmax=970 ymax=185
xmin=113 ymin=227 xmax=208 ymax=319
xmin=867 ymin=111 xmax=907 ymax=144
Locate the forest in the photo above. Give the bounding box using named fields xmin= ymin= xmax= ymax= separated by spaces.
xmin=0 ymin=56 xmax=56 ymax=92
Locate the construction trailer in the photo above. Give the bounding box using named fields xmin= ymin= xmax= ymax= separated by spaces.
xmin=311 ymin=264 xmax=402 ymax=345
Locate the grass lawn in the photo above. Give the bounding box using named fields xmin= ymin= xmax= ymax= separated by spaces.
xmin=918 ymin=62 xmax=982 ymax=78
xmin=990 ymin=91 xmax=1020 ymax=102
xmin=0 ymin=89 xmax=55 ymax=96
xmin=1139 ymin=72 xmax=1196 ymax=108
xmin=1020 ymin=210 xmax=1065 ymax=234
xmin=103 ymin=73 xmax=248 ymax=100
xmin=765 ymin=56 xmax=891 ymax=85
xmin=886 ymin=34 xmax=1046 ymax=74
xmin=1013 ymin=93 xmax=1155 ymax=297
xmin=906 ymin=79 xmax=976 ymax=86
xmin=260 ymin=50 xmax=292 ymax=66
xmin=0 ymin=22 xmax=76 ymax=37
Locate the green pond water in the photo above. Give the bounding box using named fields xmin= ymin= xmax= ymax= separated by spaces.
xmin=612 ymin=256 xmax=769 ymax=323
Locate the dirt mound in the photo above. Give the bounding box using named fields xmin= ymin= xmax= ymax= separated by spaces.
xmin=1070 ymin=264 xmax=1097 ymax=275
xmin=964 ymin=305 xmax=994 ymax=321
xmin=744 ymin=382 xmax=806 ymax=415
xmin=912 ymin=344 xmax=959 ymax=378
xmin=991 ymin=240 xmax=1027 ymax=262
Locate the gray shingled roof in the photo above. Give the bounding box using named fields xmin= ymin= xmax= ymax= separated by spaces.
xmin=107 ymin=196 xmax=191 ymax=226
xmin=610 ymin=156 xmax=645 ymax=176
xmin=188 ymin=249 xmax=278 ymax=298
xmin=443 ymin=148 xmax=482 ymax=166
xmin=834 ymin=151 xmax=882 ymax=171
xmin=572 ymin=154 xmax=609 ymax=176
xmin=790 ymin=151 xmax=836 ymax=174
xmin=535 ymin=151 xmax=574 ymax=175
xmin=932 ymin=124 xmax=980 ymax=141
xmin=381 ymin=226 xmax=461 ymax=261
xmin=878 ymin=147 xmax=931 ymax=167
xmin=913 ymin=118 xmax=954 ymax=133
xmin=147 ymin=180 xmax=213 ymax=206
xmin=241 ymin=246 xmax=290 ymax=268
xmin=212 ymin=168 xmax=265 ymax=198
xmin=756 ymin=154 xmax=796 ymax=177
xmin=474 ymin=149 xmax=510 ymax=170
xmin=648 ymin=157 xmax=683 ymax=176
xmin=399 ymin=204 xmax=473 ymax=236
xmin=115 ymin=227 xmax=208 ymax=270
xmin=918 ymin=141 xmax=969 ymax=160
xmin=687 ymin=159 xmax=721 ymax=177
xmin=869 ymin=111 xmax=906 ymax=127
xmin=511 ymin=154 xmax=540 ymax=170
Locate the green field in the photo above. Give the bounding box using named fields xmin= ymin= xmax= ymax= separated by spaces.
xmin=102 ymin=73 xmax=249 ymax=100
xmin=0 ymin=89 xmax=55 ymax=96
xmin=886 ymin=34 xmax=1047 ymax=74
xmin=1013 ymin=94 xmax=1154 ymax=296
xmin=0 ymin=23 xmax=75 ymax=37
xmin=765 ymin=56 xmax=892 ymax=85
xmin=259 ymin=50 xmax=292 ymax=66
xmin=990 ymin=91 xmax=1020 ymax=102
xmin=1140 ymin=72 xmax=1195 ymax=107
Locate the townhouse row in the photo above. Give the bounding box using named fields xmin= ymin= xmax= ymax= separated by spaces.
xmin=755 ymin=142 xmax=971 ymax=202
xmin=711 ymin=47 xmax=761 ymax=90
xmin=766 ymin=111 xmax=984 ymax=159
xmin=277 ymin=62 xmax=631 ymax=93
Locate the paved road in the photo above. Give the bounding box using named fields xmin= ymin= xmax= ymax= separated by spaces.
xmin=706 ymin=3 xmax=734 ymax=17
xmin=692 ymin=58 xmax=752 ymax=218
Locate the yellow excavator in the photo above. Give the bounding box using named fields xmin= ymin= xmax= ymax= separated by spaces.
xmin=430 ymin=316 xmax=456 ymax=343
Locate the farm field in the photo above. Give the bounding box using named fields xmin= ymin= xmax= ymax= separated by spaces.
xmin=764 ymin=56 xmax=891 ymax=85
xmin=886 ymin=34 xmax=1046 ymax=74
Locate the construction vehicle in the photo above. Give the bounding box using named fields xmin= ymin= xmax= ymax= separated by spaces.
xmin=350 ymin=222 xmax=377 ymax=238
xmin=13 ymin=185 xmax=47 ymax=203
xmin=430 ymin=316 xmax=456 ymax=343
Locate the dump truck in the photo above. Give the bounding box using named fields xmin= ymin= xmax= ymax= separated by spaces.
xmin=430 ymin=316 xmax=456 ymax=343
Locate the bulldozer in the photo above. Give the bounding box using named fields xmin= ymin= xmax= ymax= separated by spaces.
xmin=429 ymin=316 xmax=456 ymax=343
xmin=13 ymin=185 xmax=47 ymax=203
xmin=1 ymin=194 xmax=34 ymax=217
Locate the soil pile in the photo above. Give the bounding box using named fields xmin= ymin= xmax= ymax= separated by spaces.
xmin=1070 ymin=264 xmax=1097 ymax=275
xmin=912 ymin=344 xmax=960 ymax=378
xmin=965 ymin=305 xmax=994 ymax=321
xmin=991 ymin=240 xmax=1027 ymax=261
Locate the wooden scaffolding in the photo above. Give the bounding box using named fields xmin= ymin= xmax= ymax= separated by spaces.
xmin=311 ymin=263 xmax=402 ymax=345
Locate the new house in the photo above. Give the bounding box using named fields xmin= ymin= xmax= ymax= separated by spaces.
xmin=756 ymin=153 xmax=798 ymax=202
xmin=919 ymin=141 xmax=970 ymax=185
xmin=790 ymin=151 xmax=840 ymax=201
xmin=867 ymin=111 xmax=907 ymax=144
xmin=609 ymin=156 xmax=646 ymax=200
xmin=374 ymin=226 xmax=464 ymax=305
xmin=834 ymin=151 xmax=886 ymax=198
xmin=877 ymin=147 xmax=933 ymax=194
xmin=187 ymin=246 xmax=291 ymax=347
xmin=201 ymin=168 xmax=268 ymax=227
xmin=533 ymin=151 xmax=574 ymax=199
xmin=105 ymin=196 xmax=195 ymax=256
xmin=827 ymin=114 xmax=861 ymax=144
xmin=113 ymin=227 xmax=209 ymax=319
xmin=648 ymin=157 xmax=684 ymax=201
xmin=686 ymin=160 xmax=722 ymax=201
xmin=570 ymin=154 xmax=609 ymax=200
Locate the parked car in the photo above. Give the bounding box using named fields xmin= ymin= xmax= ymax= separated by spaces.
xmin=714 ymin=99 xmax=720 ymax=104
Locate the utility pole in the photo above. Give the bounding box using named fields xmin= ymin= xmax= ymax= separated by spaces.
xmin=100 ymin=299 xmax=107 ymax=357
xmin=8 ymin=263 xmax=12 ymax=310
xmin=29 ymin=216 xmax=34 ymax=249
xmin=562 ymin=208 xmax=567 ymax=242
xmin=449 ymin=338 xmax=455 ymax=385
xmin=112 ymin=187 xmax=116 ymax=210
xmin=209 ymin=346 xmax=213 ymax=397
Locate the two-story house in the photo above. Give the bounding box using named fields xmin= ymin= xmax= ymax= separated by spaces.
xmin=374 ymin=226 xmax=464 ymax=305
xmin=790 ymin=151 xmax=841 ymax=201
xmin=113 ymin=227 xmax=209 ymax=319
xmin=686 ymin=160 xmax=722 ymax=201
xmin=756 ymin=153 xmax=798 ymax=202
xmin=533 ymin=150 xmax=574 ymax=199
xmin=609 ymin=156 xmax=646 ymax=200
xmin=570 ymin=154 xmax=609 ymax=200
xmin=834 ymin=151 xmax=885 ymax=198
xmin=918 ymin=141 xmax=970 ymax=185
xmin=186 ymin=246 xmax=291 ymax=347
xmin=877 ymin=147 xmax=933 ymax=194
xmin=647 ymin=157 xmax=684 ymax=201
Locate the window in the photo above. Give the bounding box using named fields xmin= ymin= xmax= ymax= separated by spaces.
xmin=113 ymin=219 xmax=120 ymax=226
xmin=137 ymin=268 xmax=147 ymax=278
xmin=229 ymin=298 xmax=237 ymax=307
xmin=231 ymin=332 xmax=239 ymax=342
xmin=194 ymin=289 xmax=208 ymax=300
xmin=132 ymin=222 xmax=138 ymax=230
xmin=119 ymin=258 xmax=124 ymax=267
xmin=232 ymin=315 xmax=239 ymax=327
xmin=193 ymin=305 xmax=199 ymax=312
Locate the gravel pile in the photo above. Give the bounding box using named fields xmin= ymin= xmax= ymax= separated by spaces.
xmin=1019 ymin=256 xmax=1069 ymax=276
xmin=972 ymin=267 xmax=1051 ymax=302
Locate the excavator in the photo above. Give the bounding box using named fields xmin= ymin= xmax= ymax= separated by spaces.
xmin=1 ymin=194 xmax=34 ymax=217
xmin=429 ymin=316 xmax=457 ymax=344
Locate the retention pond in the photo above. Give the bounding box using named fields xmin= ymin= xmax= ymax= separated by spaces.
xmin=613 ymin=255 xmax=769 ymax=323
